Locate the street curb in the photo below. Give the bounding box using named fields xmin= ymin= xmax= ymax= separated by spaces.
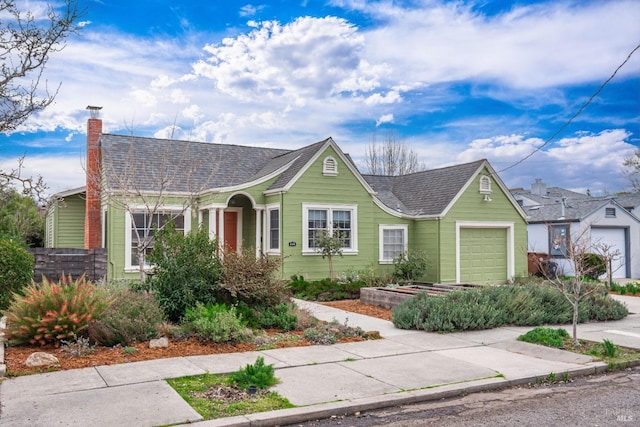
xmin=180 ymin=362 xmax=639 ymax=427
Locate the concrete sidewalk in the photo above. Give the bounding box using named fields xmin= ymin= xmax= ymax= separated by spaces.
xmin=1 ymin=295 xmax=638 ymax=427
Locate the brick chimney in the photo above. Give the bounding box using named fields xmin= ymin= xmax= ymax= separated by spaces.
xmin=84 ymin=106 xmax=103 ymax=249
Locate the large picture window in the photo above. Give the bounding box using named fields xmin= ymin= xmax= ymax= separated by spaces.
xmin=303 ymin=204 xmax=357 ymax=254
xmin=127 ymin=210 xmax=186 ymax=269
xmin=549 ymin=224 xmax=570 ymax=257
xmin=379 ymin=225 xmax=408 ymax=263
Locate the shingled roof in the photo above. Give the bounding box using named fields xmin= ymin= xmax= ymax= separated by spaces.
xmin=100 ymin=134 xmax=507 ymax=219
xmin=364 ymin=159 xmax=487 ymax=216
xmin=100 ymin=134 xmax=291 ymax=193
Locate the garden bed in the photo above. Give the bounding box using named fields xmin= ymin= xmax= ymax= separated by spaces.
xmin=360 ymin=283 xmax=483 ymax=309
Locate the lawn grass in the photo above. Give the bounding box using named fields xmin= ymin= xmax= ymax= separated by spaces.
xmin=166 ymin=372 xmax=294 ymax=420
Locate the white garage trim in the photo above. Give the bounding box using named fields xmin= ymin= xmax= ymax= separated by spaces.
xmin=590 ymin=227 xmax=630 ymax=279
xmin=456 ymin=221 xmax=515 ymax=283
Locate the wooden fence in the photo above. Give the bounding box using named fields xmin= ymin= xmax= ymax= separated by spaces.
xmin=29 ymin=248 xmax=108 ymax=282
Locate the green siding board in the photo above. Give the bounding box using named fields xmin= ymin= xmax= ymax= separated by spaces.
xmin=437 ymin=169 xmax=528 ymax=283
xmin=54 ymin=194 xmax=85 ymax=248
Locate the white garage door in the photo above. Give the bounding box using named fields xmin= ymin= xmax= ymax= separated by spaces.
xmin=591 ymin=228 xmax=627 ymax=279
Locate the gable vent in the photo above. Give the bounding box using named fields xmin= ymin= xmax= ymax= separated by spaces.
xmin=605 ymin=207 xmax=616 ymax=218
xmin=479 ymin=175 xmax=492 ymax=194
xmin=323 ymin=156 xmax=338 ymax=176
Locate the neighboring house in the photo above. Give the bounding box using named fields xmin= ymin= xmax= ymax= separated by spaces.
xmin=45 ymin=187 xmax=86 ymax=248
xmin=511 ymin=179 xmax=640 ymax=279
xmin=46 ymin=114 xmax=528 ymax=283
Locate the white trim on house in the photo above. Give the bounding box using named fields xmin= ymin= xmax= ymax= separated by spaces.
xmin=265 ymin=203 xmax=280 ymax=255
xmin=124 ymin=205 xmax=192 ymax=272
xmin=378 ymin=224 xmax=408 ymax=264
xmin=301 ymin=203 xmax=358 ymax=255
xmin=455 ymin=221 xmax=515 ymax=283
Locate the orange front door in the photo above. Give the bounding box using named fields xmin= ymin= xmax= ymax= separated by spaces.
xmin=223 ymin=211 xmax=238 ymax=252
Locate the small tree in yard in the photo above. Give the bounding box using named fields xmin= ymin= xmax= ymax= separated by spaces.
xmin=315 ymin=229 xmax=345 ymax=281
xmin=538 ymin=226 xmax=609 ymax=346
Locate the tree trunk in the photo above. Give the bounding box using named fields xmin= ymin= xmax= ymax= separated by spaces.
xmin=572 ymin=302 xmax=580 ymax=346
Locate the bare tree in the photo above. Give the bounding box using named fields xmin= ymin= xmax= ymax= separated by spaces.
xmin=98 ymin=138 xmax=220 ymax=281
xmin=0 ymin=155 xmax=47 ymax=201
xmin=1 ymin=0 xmax=81 ymax=133
xmin=622 ymin=149 xmax=640 ymax=192
xmin=365 ymin=133 xmax=425 ymax=176
xmin=537 ymin=226 xmax=609 ymax=346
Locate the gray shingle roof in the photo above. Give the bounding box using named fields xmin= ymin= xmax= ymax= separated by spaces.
xmin=364 ymin=159 xmax=486 ymax=216
xmin=100 ymin=134 xmax=290 ymax=193
xmin=522 ymin=197 xmax=615 ymax=222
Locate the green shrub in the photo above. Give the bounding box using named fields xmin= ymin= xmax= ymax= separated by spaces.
xmin=582 ymin=253 xmax=606 ymax=279
xmin=602 ymin=339 xmax=617 ymax=357
xmin=183 ymin=302 xmax=252 ymax=343
xmin=147 ymin=224 xmax=222 ymax=322
xmin=4 ymin=275 xmax=112 ymax=346
xmin=257 ymin=303 xmax=298 ymax=331
xmin=391 ymin=283 xmax=628 ymax=333
xmin=302 ymin=319 xmax=365 ymax=345
xmin=518 ymin=327 xmax=569 ymax=347
xmin=288 ymin=275 xmax=368 ymax=301
xmin=392 ymin=250 xmax=428 ymax=283
xmin=0 ymin=238 xmax=34 ymax=311
xmin=219 ymin=249 xmax=289 ymax=307
xmin=229 ymin=356 xmax=278 ymax=390
xmin=87 ymin=290 xmax=165 ymax=346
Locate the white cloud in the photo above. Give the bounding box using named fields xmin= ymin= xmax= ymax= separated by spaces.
xmin=375 ymin=113 xmax=393 ymax=126
xmin=365 ymin=90 xmax=401 ymax=106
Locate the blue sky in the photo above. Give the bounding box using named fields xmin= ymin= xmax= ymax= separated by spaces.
xmin=1 ymin=0 xmax=638 ymax=196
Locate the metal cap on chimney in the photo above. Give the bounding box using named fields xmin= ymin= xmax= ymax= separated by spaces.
xmin=86 ymin=105 xmax=103 ymax=119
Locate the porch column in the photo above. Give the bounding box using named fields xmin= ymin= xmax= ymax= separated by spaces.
xmin=208 ymin=208 xmax=217 ymax=241
xmin=255 ymin=208 xmax=264 ymax=257
xmin=218 ymin=208 xmax=225 ymax=252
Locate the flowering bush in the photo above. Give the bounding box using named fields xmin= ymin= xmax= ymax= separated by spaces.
xmin=4 ymin=275 xmax=112 ymax=346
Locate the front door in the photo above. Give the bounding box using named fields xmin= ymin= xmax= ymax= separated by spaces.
xmin=224 ymin=211 xmax=239 ymax=252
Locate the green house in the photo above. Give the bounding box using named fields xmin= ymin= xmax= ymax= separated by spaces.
xmin=46 ymin=118 xmax=528 ymax=283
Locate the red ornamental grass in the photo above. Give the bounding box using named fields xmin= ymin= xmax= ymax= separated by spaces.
xmin=4 ymin=275 xmax=112 ymax=346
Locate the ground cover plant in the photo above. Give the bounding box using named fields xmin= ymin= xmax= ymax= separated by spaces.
xmin=288 ymin=275 xmax=369 ymax=301
xmin=609 ymin=281 xmax=640 ymax=296
xmin=518 ymin=327 xmax=640 ymax=366
xmin=167 ymin=356 xmax=293 ymax=420
xmin=391 ymin=283 xmax=628 ymax=333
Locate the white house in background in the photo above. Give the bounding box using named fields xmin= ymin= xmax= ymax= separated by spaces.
xmin=511 ymin=179 xmax=640 ymax=279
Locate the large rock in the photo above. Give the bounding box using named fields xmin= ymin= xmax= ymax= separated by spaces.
xmin=26 ymin=352 xmax=60 ymax=367
xmin=149 ymin=337 xmax=169 ymax=349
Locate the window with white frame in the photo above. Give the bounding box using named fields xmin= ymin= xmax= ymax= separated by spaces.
xmin=303 ymin=204 xmax=357 ymax=254
xmin=267 ymin=207 xmax=280 ymax=252
xmin=379 ymin=224 xmax=408 ymax=263
xmin=128 ymin=210 xmax=185 ymax=268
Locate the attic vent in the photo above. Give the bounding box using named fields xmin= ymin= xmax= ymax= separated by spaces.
xmin=323 ymin=156 xmax=338 ymax=176
xmin=605 ymin=207 xmax=616 ymax=218
xmin=479 ymin=175 xmax=492 ymax=194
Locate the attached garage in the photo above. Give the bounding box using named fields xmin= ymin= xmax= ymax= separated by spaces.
xmin=591 ymin=227 xmax=629 ymax=279
xmin=457 ymin=223 xmax=514 ymax=284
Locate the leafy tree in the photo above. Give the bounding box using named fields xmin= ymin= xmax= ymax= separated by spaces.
xmin=314 ymin=229 xmax=345 ymax=280
xmin=392 ymin=250 xmax=428 ymax=283
xmin=365 ymin=133 xmax=426 ymax=176
xmin=0 ymin=238 xmax=34 ymax=311
xmin=0 ymin=187 xmax=44 ymax=246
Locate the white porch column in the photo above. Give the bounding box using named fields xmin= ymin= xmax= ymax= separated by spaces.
xmin=208 ymin=208 xmax=217 ymax=241
xmin=218 ymin=208 xmax=225 ymax=252
xmin=255 ymin=208 xmax=264 ymax=257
